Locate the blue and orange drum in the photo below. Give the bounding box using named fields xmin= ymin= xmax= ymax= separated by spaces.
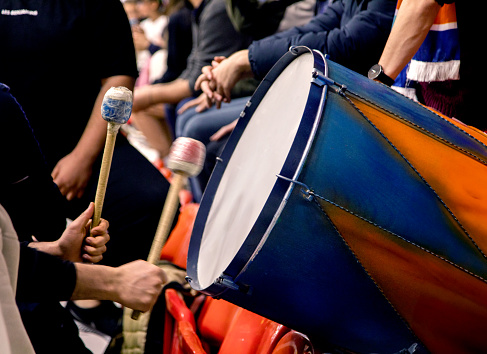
xmin=187 ymin=46 xmax=487 ymax=353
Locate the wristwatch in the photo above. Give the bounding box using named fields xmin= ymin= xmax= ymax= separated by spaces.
xmin=368 ymin=64 xmax=395 ymax=86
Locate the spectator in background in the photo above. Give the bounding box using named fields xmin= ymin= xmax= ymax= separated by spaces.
xmin=129 ymin=1 xmax=193 ymax=159
xmin=129 ymin=0 xmax=256 ymax=160
xmin=177 ymin=0 xmax=396 ymax=193
xmin=133 ymin=0 xmax=170 ymax=86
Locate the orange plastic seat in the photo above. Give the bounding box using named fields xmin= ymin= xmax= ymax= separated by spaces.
xmin=160 ymin=203 xmax=199 ymax=269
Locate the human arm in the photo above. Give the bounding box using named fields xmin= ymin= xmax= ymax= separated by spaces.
xmin=132 ymin=78 xmax=193 ymax=112
xmin=51 ymin=75 xmax=136 ymax=201
xmin=378 ymin=0 xmax=441 ymax=80
xmin=17 ymin=246 xmax=165 ymax=311
xmin=28 ymin=202 xmax=109 ymax=264
xmin=71 ymin=260 xmax=166 ymax=312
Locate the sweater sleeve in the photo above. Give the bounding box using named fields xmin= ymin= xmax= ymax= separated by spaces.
xmin=16 ymin=242 xmax=77 ymax=302
xmin=248 ymin=0 xmax=396 ymax=79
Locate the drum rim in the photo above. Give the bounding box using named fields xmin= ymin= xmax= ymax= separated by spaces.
xmin=187 ymin=46 xmax=328 ymax=295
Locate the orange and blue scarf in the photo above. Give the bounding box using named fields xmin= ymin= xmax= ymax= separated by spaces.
xmin=392 ymin=1 xmax=460 ymax=101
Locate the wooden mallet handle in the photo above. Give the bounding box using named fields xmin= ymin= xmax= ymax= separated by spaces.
xmin=92 ymin=86 xmax=133 ymax=228
xmin=131 ymin=137 xmax=205 ymax=320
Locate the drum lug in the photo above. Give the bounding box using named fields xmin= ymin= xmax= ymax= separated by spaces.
xmin=217 ymin=274 xmax=251 ymax=294
xmin=311 ymin=68 xmax=347 ymax=94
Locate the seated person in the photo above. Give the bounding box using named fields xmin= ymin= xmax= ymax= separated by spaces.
xmin=176 ymin=0 xmax=397 ymax=191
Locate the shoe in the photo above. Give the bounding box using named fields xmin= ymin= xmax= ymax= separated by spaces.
xmin=66 ymin=300 xmax=122 ymax=338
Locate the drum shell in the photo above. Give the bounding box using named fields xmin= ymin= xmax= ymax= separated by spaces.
xmin=188 ymin=47 xmax=487 ymax=353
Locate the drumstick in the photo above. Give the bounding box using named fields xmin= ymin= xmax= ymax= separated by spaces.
xmin=131 ymin=137 xmax=206 ymax=320
xmin=93 ymin=86 xmax=133 ymax=228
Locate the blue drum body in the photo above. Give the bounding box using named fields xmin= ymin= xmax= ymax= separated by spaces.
xmin=187 ymin=47 xmax=487 ymax=353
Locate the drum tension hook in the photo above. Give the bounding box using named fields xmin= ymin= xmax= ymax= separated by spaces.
xmin=217 ymin=274 xmax=251 ymax=294
xmin=311 ymin=69 xmax=347 ymax=94
xmin=276 ymin=174 xmax=314 ymax=202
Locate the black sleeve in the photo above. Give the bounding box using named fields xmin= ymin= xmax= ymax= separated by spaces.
xmin=0 ymin=85 xmax=67 ymax=242
xmin=16 ymin=242 xmax=77 ymax=302
xmin=87 ymin=0 xmax=139 ymax=79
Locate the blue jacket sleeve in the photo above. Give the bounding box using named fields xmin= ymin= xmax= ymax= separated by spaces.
xmin=248 ymin=0 xmax=396 ymax=79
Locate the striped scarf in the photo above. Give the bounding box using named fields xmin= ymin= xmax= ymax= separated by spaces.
xmin=392 ymin=1 xmax=460 ymax=105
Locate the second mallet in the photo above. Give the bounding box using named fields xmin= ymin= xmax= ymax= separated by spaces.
xmin=131 ymin=137 xmax=206 ymax=320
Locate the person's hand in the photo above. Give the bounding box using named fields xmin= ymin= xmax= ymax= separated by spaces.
xmin=113 ymin=260 xmax=166 ymax=312
xmin=210 ymin=119 xmax=238 ymax=141
xmin=132 ymin=29 xmax=150 ymax=51
xmin=195 ymin=56 xmax=227 ymax=108
xmin=29 ymin=203 xmax=110 ymax=263
xmin=177 ymin=93 xmax=212 ymax=115
xmin=197 ymin=51 xmax=252 ymax=108
xmin=57 ymin=202 xmax=110 ymax=263
xmin=52 ymin=151 xmax=93 ymax=200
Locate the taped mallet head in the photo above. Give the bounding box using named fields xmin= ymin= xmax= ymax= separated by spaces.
xmin=167 ymin=137 xmax=206 ymax=177
xmin=101 ymin=86 xmax=133 ymax=125
xmin=92 ymin=86 xmax=133 ymax=228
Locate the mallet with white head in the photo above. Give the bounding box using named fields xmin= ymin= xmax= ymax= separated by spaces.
xmin=93 ymin=86 xmax=132 ymax=228
xmin=131 ymin=137 xmax=205 ymax=320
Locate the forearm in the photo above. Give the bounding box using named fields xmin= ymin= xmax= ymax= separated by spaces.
xmin=151 ymin=78 xmax=193 ymax=105
xmin=379 ymin=0 xmax=441 ymax=79
xmin=71 ymin=260 xmax=166 ymax=312
xmin=71 ymin=263 xmax=118 ymax=301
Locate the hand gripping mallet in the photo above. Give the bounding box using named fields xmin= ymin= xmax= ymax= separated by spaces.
xmin=93 ymin=86 xmax=133 ymax=228
xmin=131 ymin=137 xmax=206 ymax=320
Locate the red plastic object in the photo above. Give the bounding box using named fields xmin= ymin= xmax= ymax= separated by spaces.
xmin=271 ymin=331 xmax=314 ymax=354
xmin=164 ymin=289 xmax=207 ymax=354
xmin=178 ymin=320 xmax=207 ymax=354
xmin=255 ymin=321 xmax=290 ymax=353
xmin=160 ymin=203 xmax=199 ymax=269
xmin=217 ymin=307 xmax=289 ymax=354
xmin=197 ymin=297 xmax=239 ymax=346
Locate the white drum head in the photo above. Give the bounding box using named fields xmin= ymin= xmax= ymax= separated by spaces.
xmin=197 ymin=53 xmax=315 ymax=288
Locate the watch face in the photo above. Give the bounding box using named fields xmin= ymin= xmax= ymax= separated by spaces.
xmin=368 ymin=64 xmax=382 ymax=80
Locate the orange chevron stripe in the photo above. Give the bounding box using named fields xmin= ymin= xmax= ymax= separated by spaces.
xmin=320 ymin=201 xmax=487 ymax=353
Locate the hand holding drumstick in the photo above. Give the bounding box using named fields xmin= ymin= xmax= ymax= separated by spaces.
xmin=131 ymin=137 xmax=206 ymax=320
